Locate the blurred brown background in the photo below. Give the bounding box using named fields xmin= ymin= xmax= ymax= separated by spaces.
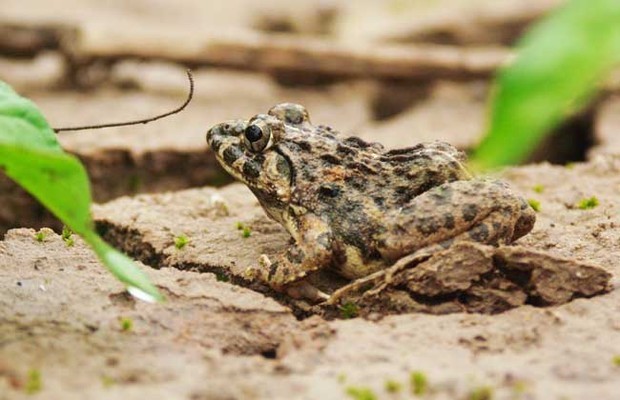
xmin=4 ymin=0 xmax=616 ymax=234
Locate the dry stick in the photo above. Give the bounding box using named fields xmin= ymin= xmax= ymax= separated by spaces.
xmin=76 ymin=30 xmax=511 ymax=80
xmin=53 ymin=69 xmax=194 ymax=133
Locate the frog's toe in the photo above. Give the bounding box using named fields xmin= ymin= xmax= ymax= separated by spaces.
xmin=244 ymin=255 xmax=271 ymax=281
xmin=286 ymin=281 xmax=330 ymax=303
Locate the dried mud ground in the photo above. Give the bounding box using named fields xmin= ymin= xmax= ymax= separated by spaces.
xmin=4 ymin=160 xmax=620 ymax=400
xmin=2 ymin=68 xmax=620 ymax=400
xmin=3 ymin=1 xmax=620 ymax=399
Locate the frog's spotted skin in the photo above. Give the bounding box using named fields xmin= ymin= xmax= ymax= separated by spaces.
xmin=206 ymin=103 xmax=536 ymax=300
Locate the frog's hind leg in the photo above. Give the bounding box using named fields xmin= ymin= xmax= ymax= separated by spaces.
xmin=378 ymin=179 xmax=535 ymax=262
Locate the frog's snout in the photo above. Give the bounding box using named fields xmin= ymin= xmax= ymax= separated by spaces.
xmin=206 ymin=121 xmax=241 ymax=153
xmin=206 ymin=123 xmax=227 ymax=151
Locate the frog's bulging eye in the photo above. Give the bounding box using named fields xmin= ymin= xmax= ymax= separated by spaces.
xmin=245 ymin=125 xmax=263 ymax=142
xmin=244 ymin=124 xmax=271 ymax=152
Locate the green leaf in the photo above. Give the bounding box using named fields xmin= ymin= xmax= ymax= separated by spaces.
xmin=472 ymin=0 xmax=620 ymax=169
xmin=0 ymin=80 xmax=163 ymax=302
xmin=0 ymin=82 xmax=61 ymax=151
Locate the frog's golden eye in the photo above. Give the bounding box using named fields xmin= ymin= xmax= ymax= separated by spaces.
xmin=244 ymin=123 xmax=271 ymax=153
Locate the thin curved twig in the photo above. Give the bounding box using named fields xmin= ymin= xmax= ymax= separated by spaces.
xmin=53 ymin=69 xmax=194 ymax=133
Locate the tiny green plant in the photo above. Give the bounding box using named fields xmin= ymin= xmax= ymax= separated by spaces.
xmin=128 ymin=175 xmax=141 ymax=192
xmin=215 ymin=271 xmax=230 ymax=282
xmin=119 ymin=317 xmax=133 ymax=332
xmin=469 ymin=385 xmax=493 ymax=400
xmin=410 ymin=371 xmax=428 ymax=396
xmin=61 ymin=225 xmax=75 ymax=247
xmin=511 ymin=380 xmax=528 ymax=396
xmin=337 ymin=373 xmax=347 ymax=384
xmin=532 ymin=184 xmax=545 ymax=194
xmin=384 ymin=379 xmax=402 ymax=393
xmin=101 ymin=375 xmax=115 ymax=388
xmin=34 ymin=230 xmax=47 ymax=242
xmin=235 ymin=222 xmax=252 ymax=238
xmin=242 ymin=226 xmax=252 ymax=238
xmin=577 ymin=196 xmax=599 ymax=210
xmin=24 ymin=369 xmax=42 ymax=394
xmin=339 ymin=302 xmax=359 ymax=319
xmin=345 ymin=386 xmax=377 ymax=400
xmin=612 ymin=355 xmax=620 ymax=367
xmin=174 ymin=234 xmax=190 ymax=249
xmin=527 ymin=199 xmax=541 ymax=212
xmin=0 ymin=81 xmax=162 ymax=302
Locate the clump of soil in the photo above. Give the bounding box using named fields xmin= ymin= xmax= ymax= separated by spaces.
xmin=320 ymin=242 xmax=611 ymax=318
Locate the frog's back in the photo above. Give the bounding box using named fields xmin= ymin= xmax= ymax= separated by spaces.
xmin=285 ymin=135 xmax=471 ymax=262
xmin=289 ymin=136 xmax=471 ymax=211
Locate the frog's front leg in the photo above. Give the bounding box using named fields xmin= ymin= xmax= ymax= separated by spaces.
xmin=251 ymin=213 xmax=334 ymax=302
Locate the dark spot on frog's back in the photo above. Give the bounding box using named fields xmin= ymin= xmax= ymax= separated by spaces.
xmin=316 ymin=126 xmax=337 ymax=140
xmin=299 ymin=166 xmax=316 ymax=182
xmin=317 ymin=124 xmax=334 ymax=133
xmin=393 ymin=164 xmax=410 ymax=176
xmin=468 ymin=223 xmax=490 ymax=242
xmin=384 ymin=143 xmax=425 ymax=156
xmin=443 ymin=213 xmax=455 ymax=229
xmin=343 ymin=136 xmax=380 ymax=150
xmin=336 ymin=143 xmax=357 ymax=156
xmin=429 ymin=184 xmax=453 ymax=204
xmin=223 ymin=146 xmax=243 ymax=165
xmin=296 ymin=140 xmax=312 ymax=152
xmin=462 ymin=204 xmax=478 ymax=222
xmin=318 ymin=184 xmax=341 ymax=198
xmin=320 ymin=154 xmax=341 ymax=165
xmin=347 ymin=162 xmax=376 ymax=175
xmin=345 ymin=175 xmax=367 ymax=190
xmin=393 ymin=186 xmax=415 ymax=204
xmin=416 ymin=216 xmax=439 ymax=235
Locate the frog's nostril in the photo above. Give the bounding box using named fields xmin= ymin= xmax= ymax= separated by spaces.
xmin=206 ymin=124 xmax=225 ymax=146
xmin=209 ymin=136 xmax=223 ymax=152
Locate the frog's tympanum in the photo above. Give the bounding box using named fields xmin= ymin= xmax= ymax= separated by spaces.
xmin=207 ymin=103 xmax=536 ymax=301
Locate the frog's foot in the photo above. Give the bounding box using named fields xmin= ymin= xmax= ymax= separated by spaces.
xmin=243 ymin=255 xmax=271 ymax=282
xmin=252 ymin=255 xmax=330 ymax=302
xmin=327 ymin=270 xmax=386 ymax=306
xmin=285 ymin=281 xmax=330 ymax=302
xmin=327 ymin=249 xmax=437 ymax=306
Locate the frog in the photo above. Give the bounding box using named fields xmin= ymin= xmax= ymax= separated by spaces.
xmin=206 ymin=103 xmax=536 ymax=302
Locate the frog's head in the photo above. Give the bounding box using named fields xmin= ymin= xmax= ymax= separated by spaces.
xmin=207 ymin=103 xmax=311 ymax=223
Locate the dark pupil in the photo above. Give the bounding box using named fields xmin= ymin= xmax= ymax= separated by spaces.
xmin=245 ymin=125 xmax=263 ymax=142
